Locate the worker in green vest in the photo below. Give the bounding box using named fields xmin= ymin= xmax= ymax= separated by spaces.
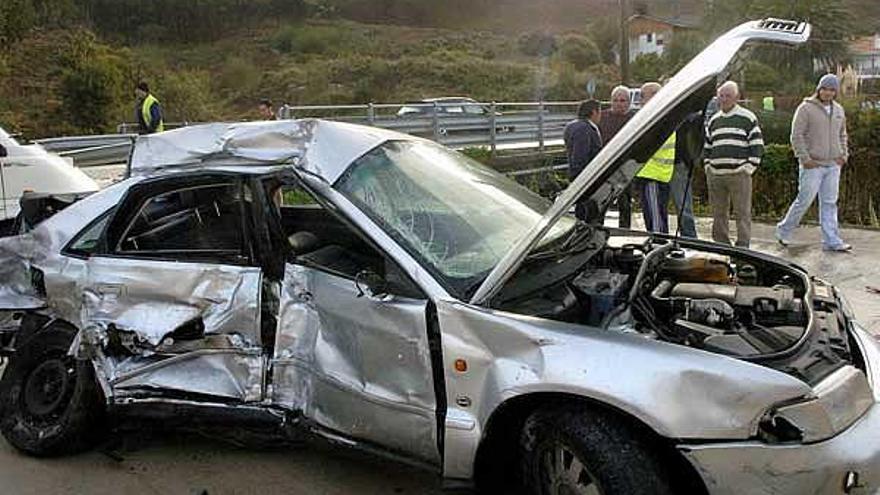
xmin=634 ymin=82 xmax=674 ymax=233
xmin=135 ymin=81 xmax=164 ymax=134
xmin=762 ymin=94 xmax=775 ymax=112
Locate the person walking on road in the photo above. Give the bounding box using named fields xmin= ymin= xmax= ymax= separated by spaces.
xmin=135 ymin=82 xmax=164 ymax=135
xmin=634 ymin=82 xmax=674 ymax=234
xmin=703 ymin=81 xmax=763 ymax=248
xmin=776 ymin=74 xmax=851 ymax=251
xmin=600 ymin=86 xmax=635 ymax=228
xmin=564 ymin=100 xmax=603 ymax=221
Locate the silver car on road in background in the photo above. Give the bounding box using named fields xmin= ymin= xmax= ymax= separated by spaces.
xmin=1 ymin=19 xmax=879 ymax=495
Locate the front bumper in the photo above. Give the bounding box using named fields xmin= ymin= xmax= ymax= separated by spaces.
xmin=681 ymin=400 xmax=880 ymax=494
xmin=680 ymin=324 xmax=880 ymax=495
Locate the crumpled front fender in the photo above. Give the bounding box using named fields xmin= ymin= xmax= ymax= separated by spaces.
xmin=437 ymin=300 xmax=811 ymax=479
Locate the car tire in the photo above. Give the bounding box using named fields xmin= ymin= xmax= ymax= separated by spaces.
xmin=0 ymin=325 xmax=105 ymax=456
xmin=520 ymin=405 xmax=675 ymax=495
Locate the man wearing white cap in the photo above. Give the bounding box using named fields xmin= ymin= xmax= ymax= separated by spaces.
xmin=776 ymin=74 xmax=851 ymax=251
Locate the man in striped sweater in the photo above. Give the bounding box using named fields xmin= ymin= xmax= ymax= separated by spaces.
xmin=703 ymin=81 xmax=764 ymax=248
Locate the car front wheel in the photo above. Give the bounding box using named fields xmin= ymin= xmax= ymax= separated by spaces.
xmin=0 ymin=324 xmax=105 ymax=456
xmin=520 ymin=405 xmax=675 ymax=495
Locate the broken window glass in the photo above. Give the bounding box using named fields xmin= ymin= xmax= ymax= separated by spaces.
xmin=336 ymin=140 xmax=572 ymax=296
xmin=117 ymin=183 xmax=244 ymax=256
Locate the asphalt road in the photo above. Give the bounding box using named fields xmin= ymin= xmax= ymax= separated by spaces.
xmin=0 ymin=430 xmax=446 ymax=495
xmin=0 ymin=217 xmax=878 ymax=494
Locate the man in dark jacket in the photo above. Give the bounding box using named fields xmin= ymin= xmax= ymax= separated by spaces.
xmin=135 ymin=81 xmax=164 ymax=134
xmin=564 ymin=99 xmax=602 ymax=220
xmin=600 ymin=86 xmax=635 ymax=228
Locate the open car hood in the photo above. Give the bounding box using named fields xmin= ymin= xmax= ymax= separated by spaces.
xmin=470 ymin=19 xmax=811 ymax=305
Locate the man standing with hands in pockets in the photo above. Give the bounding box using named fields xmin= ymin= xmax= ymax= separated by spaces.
xmin=703 ymin=81 xmax=763 ymax=248
xmin=776 ymin=74 xmax=851 ymax=252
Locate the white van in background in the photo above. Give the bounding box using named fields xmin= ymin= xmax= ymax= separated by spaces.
xmin=0 ymin=127 xmax=98 ymax=230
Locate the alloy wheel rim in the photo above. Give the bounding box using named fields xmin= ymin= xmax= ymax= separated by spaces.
xmin=23 ymin=358 xmax=74 ymax=419
xmin=540 ymin=442 xmax=603 ymax=495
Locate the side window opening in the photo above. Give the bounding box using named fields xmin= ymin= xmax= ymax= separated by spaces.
xmin=114 ymin=183 xmax=248 ymax=263
xmin=273 ymin=181 xmax=422 ymax=299
xmin=63 ymin=209 xmax=115 ymax=257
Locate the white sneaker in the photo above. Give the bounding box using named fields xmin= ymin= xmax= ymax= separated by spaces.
xmin=824 ymin=243 xmax=852 ymax=252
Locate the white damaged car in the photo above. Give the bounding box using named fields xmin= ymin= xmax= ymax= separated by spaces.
xmin=1 ymin=20 xmax=879 ymax=495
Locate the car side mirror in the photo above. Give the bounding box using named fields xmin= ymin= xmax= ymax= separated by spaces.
xmin=0 ymin=144 xmax=7 ymax=158
xmin=355 ymin=269 xmax=392 ymax=302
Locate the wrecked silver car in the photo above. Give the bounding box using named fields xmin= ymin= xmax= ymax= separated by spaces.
xmin=1 ymin=19 xmax=880 ymax=495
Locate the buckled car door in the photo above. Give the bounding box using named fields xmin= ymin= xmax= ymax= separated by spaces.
xmin=80 ymin=174 xmax=265 ymax=403
xmin=269 ymin=181 xmax=439 ymax=465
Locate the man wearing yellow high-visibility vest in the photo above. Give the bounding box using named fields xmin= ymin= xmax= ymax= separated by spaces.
xmin=634 ymin=82 xmax=674 ymax=234
xmin=135 ymin=81 xmax=165 ymax=135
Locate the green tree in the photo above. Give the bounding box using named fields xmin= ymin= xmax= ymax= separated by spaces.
xmin=158 ymin=69 xmax=219 ymax=122
xmin=558 ymin=34 xmax=601 ymax=71
xmin=631 ymin=53 xmax=665 ymax=82
xmin=748 ymin=0 xmax=854 ymax=77
xmin=586 ymin=17 xmax=621 ymax=64
xmin=58 ymin=30 xmax=129 ymax=133
xmin=60 ymin=58 xmax=125 ymax=133
xmin=0 ymin=0 xmax=37 ymax=44
xmin=663 ymin=31 xmax=707 ymax=73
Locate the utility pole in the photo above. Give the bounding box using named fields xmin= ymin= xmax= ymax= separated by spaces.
xmin=620 ymin=0 xmax=630 ymax=85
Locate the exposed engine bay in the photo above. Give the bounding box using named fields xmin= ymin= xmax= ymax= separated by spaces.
xmin=497 ymin=234 xmax=854 ymax=384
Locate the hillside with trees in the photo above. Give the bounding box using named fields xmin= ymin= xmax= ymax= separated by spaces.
xmin=0 ymin=0 xmax=877 ymax=138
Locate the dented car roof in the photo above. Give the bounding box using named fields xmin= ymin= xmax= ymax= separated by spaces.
xmin=129 ymin=119 xmax=422 ymax=184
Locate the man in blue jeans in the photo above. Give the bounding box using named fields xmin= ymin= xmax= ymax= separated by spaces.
xmin=776 ymin=74 xmax=851 ymax=251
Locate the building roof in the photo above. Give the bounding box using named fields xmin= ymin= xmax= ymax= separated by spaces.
xmin=850 ymin=34 xmax=880 ymax=55
xmin=629 ymin=14 xmax=699 ymax=30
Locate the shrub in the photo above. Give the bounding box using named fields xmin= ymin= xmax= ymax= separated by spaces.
xmin=545 ymin=61 xmax=584 ymax=101
xmin=60 ymin=59 xmax=125 ymax=133
xmin=558 ymin=35 xmax=600 ymax=71
xmin=216 ymin=56 xmax=261 ymax=100
xmin=460 ymin=146 xmax=492 ymax=164
xmin=518 ymin=32 xmax=557 ymax=57
xmin=57 ymin=31 xmax=130 ymax=134
xmin=630 ymin=53 xmax=665 ymax=82
xmin=156 ymin=69 xmax=220 ymax=123
xmin=585 ymin=63 xmax=621 ymax=101
xmin=743 ymin=60 xmax=783 ymax=94
xmin=272 ymin=24 xmax=349 ymax=55
xmin=753 ymin=109 xmax=793 ymax=145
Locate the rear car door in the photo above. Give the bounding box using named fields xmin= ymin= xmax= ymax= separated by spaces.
xmin=79 ymin=174 xmax=266 ymax=402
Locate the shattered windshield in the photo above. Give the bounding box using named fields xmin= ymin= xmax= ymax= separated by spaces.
xmin=336 ymin=140 xmax=574 ymax=297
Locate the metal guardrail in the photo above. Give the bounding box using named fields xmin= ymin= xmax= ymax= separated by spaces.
xmin=117 ymin=101 xmax=582 ymax=150
xmin=32 ymin=101 xmax=585 ymax=168
xmin=276 ymin=101 xmax=580 ymax=153
xmin=32 ymin=134 xmax=137 ymax=169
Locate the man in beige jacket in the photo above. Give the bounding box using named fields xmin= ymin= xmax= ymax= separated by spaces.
xmin=775 ymin=74 xmax=851 ymax=251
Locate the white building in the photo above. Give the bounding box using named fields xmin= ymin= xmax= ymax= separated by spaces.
xmin=851 ymin=34 xmax=880 ymax=82
xmin=627 ymin=15 xmax=697 ymax=62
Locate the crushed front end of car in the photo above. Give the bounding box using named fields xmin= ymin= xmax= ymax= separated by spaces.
xmin=454 ymin=18 xmax=880 ymax=494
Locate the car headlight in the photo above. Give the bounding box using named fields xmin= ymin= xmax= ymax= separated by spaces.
xmin=758 ymin=365 xmax=874 ymax=443
xmin=758 ymin=398 xmax=830 ymax=443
